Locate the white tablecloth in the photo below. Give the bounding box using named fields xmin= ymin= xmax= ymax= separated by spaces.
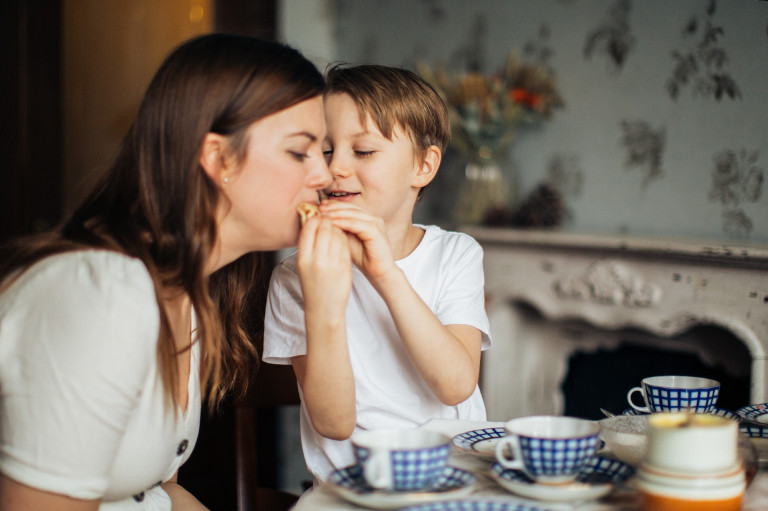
xmin=291 ymin=419 xmax=768 ymax=510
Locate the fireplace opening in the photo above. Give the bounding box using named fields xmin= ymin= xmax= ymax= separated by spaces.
xmin=562 ymin=325 xmax=752 ymax=420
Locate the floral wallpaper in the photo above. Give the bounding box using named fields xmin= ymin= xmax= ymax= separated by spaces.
xmin=328 ymin=0 xmax=768 ymax=242
xmin=666 ymin=0 xmax=741 ymax=101
xmin=583 ymin=0 xmax=635 ymax=71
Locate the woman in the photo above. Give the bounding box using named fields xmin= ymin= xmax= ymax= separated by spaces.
xmin=0 ymin=33 xmax=335 ymax=510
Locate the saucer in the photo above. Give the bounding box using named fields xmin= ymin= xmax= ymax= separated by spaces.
xmin=623 ymin=407 xmax=741 ymax=422
xmin=740 ymin=422 xmax=768 ymax=438
xmin=736 ymin=404 xmax=768 ymax=440
xmin=328 ymin=464 xmax=475 ymax=509
xmin=736 ymin=403 xmax=768 ymax=429
xmin=451 ymin=427 xmax=507 ymax=458
xmin=489 ymin=456 xmax=634 ymax=502
xmin=398 ymin=500 xmax=549 ymax=511
xmin=735 ymin=405 xmax=768 ymax=471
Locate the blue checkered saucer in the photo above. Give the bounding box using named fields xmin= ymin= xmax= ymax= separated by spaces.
xmin=328 ymin=464 xmax=476 ymax=509
xmin=736 ymin=403 xmax=768 ymax=438
xmin=452 ymin=427 xmax=507 ymax=458
xmin=397 ymin=500 xmax=551 ymax=511
xmin=736 ymin=405 xmax=768 ymax=471
xmin=489 ymin=456 xmax=635 ymax=502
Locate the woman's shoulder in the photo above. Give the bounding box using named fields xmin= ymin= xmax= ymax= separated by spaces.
xmin=23 ymin=250 xmax=152 ymax=291
xmin=5 ymin=250 xmax=158 ymax=322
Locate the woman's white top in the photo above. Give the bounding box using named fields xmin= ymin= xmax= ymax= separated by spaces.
xmin=0 ymin=250 xmax=201 ymax=510
xmin=264 ymin=224 xmax=492 ymax=482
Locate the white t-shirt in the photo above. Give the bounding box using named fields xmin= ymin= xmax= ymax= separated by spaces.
xmin=0 ymin=250 xmax=201 ymax=510
xmin=264 ymin=224 xmax=492 ymax=482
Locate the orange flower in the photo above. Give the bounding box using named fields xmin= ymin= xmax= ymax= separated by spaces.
xmin=510 ymin=88 xmax=529 ymax=103
xmin=510 ymin=88 xmax=542 ymax=109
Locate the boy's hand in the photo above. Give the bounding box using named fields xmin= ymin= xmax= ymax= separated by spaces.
xmin=294 ymin=213 xmax=358 ymax=440
xmin=318 ymin=201 xmax=397 ymax=283
xmin=296 ymin=214 xmax=352 ymax=316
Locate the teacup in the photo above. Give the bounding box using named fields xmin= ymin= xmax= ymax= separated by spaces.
xmin=350 ymin=429 xmax=451 ymax=491
xmin=494 ymin=415 xmax=600 ymax=485
xmin=627 ymin=375 xmax=720 ymax=414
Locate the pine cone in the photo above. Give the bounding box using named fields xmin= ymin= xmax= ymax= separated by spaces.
xmin=510 ymin=183 xmax=566 ymax=228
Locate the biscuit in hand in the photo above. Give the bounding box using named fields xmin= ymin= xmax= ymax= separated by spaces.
xmin=296 ymin=202 xmax=320 ymax=225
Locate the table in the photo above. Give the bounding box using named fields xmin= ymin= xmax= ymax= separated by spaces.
xmin=292 ymin=419 xmax=768 ymax=510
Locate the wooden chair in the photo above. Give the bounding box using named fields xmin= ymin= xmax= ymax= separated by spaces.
xmin=235 ymin=362 xmax=302 ymax=511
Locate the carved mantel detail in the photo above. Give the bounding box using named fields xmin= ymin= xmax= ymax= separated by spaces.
xmin=554 ymin=259 xmax=661 ymax=307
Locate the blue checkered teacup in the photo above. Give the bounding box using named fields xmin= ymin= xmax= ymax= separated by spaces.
xmin=494 ymin=416 xmax=600 ymax=484
xmin=627 ymin=375 xmax=720 ymax=414
xmin=350 ymin=429 xmax=451 ymax=491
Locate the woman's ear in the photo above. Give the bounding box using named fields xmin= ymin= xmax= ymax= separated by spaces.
xmin=199 ymin=133 xmax=232 ymax=185
xmin=412 ymin=145 xmax=442 ymax=189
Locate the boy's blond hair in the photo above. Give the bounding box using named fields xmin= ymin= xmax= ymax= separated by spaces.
xmin=325 ymin=64 xmax=451 ymax=198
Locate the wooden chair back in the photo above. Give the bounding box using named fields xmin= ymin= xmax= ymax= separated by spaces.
xmin=235 ymin=362 xmax=302 ymax=511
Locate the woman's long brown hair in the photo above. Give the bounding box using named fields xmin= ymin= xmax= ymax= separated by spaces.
xmin=0 ymin=34 xmax=324 ymax=411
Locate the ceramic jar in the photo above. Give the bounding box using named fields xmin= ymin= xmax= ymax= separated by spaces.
xmin=636 ymin=412 xmax=745 ymax=511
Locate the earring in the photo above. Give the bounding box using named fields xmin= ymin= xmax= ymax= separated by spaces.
xmin=223 ymin=176 xmax=229 ymax=184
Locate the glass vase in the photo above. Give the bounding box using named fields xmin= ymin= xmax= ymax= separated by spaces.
xmin=452 ymin=159 xmax=514 ymax=226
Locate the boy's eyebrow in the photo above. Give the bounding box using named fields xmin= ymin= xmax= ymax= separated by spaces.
xmin=323 ymin=129 xmax=379 ymax=144
xmin=349 ymin=128 xmax=379 ymax=139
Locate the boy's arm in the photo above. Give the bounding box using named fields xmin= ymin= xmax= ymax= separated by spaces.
xmin=293 ymin=215 xmax=357 ymax=440
xmin=372 ymin=267 xmax=483 ymax=406
xmin=321 ymin=203 xmax=482 ymax=406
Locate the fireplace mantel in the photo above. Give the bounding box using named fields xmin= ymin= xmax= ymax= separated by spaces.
xmin=462 ymin=227 xmax=768 ymax=420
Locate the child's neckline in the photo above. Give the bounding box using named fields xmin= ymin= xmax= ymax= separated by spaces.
xmin=395 ymin=224 xmax=430 ymax=264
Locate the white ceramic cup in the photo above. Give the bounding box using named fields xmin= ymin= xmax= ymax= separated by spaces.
xmin=494 ymin=415 xmax=600 ymax=485
xmin=350 ymin=429 xmax=451 ymax=491
xmin=645 ymin=412 xmax=739 ymax=474
xmin=627 ymin=375 xmax=720 ymax=414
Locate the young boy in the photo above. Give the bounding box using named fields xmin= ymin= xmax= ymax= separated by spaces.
xmin=263 ymin=64 xmax=492 ymax=484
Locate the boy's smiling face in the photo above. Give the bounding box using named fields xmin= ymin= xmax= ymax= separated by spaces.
xmin=322 ymin=92 xmax=424 ymax=226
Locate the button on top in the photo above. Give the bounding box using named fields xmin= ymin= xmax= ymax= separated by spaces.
xmin=177 ymin=439 xmax=189 ymax=456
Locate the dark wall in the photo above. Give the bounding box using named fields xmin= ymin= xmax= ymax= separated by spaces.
xmin=1 ymin=0 xmax=62 ymax=244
